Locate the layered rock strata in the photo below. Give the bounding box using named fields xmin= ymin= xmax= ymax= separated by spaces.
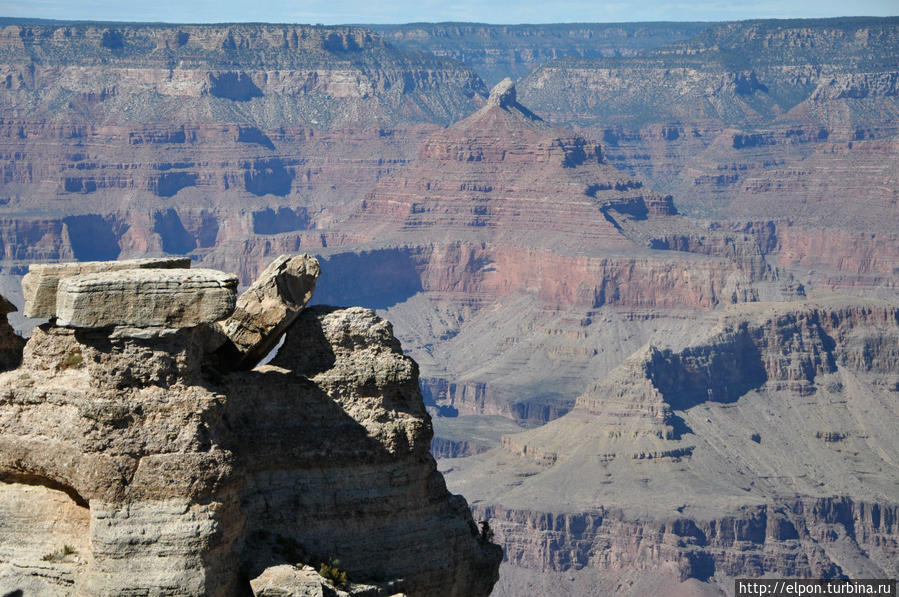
xmin=23 ymin=256 xmax=191 ymax=319
xmin=0 ymin=256 xmax=500 ymax=596
xmin=55 ymin=268 xmax=238 ymax=331
xmin=443 ymin=298 xmax=899 ymax=596
xmin=312 ymin=79 xmax=767 ymax=426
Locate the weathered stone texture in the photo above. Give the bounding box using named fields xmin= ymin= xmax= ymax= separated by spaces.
xmin=55 ymin=268 xmax=237 ymax=331
xmin=0 ymin=260 xmax=500 ymax=596
xmin=216 ymin=253 xmax=320 ymax=369
xmin=22 ymin=257 xmax=192 ymax=319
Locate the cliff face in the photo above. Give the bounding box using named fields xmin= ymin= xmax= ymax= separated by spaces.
xmin=0 ymin=256 xmax=501 ymax=596
xmin=519 ymin=17 xmax=899 ymax=129
xmin=303 ymin=80 xmax=767 ymax=428
xmin=0 ymin=22 xmax=486 ymax=129
xmin=445 ymin=298 xmax=899 ymax=596
xmin=514 ymin=18 xmax=899 ymax=299
xmin=372 ymin=22 xmax=708 ymax=85
xmin=0 ymin=21 xmax=483 ymax=292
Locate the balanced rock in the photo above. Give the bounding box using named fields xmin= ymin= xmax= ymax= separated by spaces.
xmin=216 ymin=254 xmax=320 ymax=369
xmin=55 ymin=268 xmax=237 ymax=331
xmin=487 ymin=77 xmax=516 ymax=108
xmin=0 ymin=275 xmax=501 ymax=595
xmin=23 ymin=257 xmax=191 ymax=318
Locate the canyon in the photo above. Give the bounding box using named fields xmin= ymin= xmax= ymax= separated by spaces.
xmin=0 ymin=15 xmax=896 ymax=597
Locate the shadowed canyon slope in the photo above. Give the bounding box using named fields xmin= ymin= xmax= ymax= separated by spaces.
xmin=450 ymin=298 xmax=899 ymax=596
xmin=0 ymin=16 xmax=897 ymax=597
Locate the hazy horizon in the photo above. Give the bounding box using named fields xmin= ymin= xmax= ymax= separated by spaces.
xmin=1 ymin=0 xmax=896 ymax=26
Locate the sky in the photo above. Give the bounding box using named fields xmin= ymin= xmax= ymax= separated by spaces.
xmin=0 ymin=0 xmax=896 ymax=25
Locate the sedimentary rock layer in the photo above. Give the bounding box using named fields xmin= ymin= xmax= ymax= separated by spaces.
xmin=0 ymin=260 xmax=501 ymax=596
xmin=443 ymin=298 xmax=899 ymax=596
xmin=55 ymin=268 xmax=238 ymax=331
xmin=23 ymin=256 xmax=191 ymax=318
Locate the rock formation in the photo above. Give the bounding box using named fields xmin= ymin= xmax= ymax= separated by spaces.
xmin=0 ymin=16 xmax=897 ymax=597
xmin=22 ymin=257 xmax=192 ymax=319
xmin=514 ymin=18 xmax=899 ymax=299
xmin=215 ymin=253 xmax=320 ymax=369
xmin=0 ymin=255 xmax=501 ymax=596
xmin=445 ymin=298 xmax=899 ymax=596
xmin=372 ymin=22 xmax=708 ymax=85
xmin=309 ymin=78 xmax=768 ymax=426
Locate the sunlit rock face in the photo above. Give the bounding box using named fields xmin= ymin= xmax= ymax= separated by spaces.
xmin=0 ymin=256 xmax=501 ymax=596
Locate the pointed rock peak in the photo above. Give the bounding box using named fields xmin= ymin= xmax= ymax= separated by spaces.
xmin=488 ymin=77 xmax=517 ymax=108
xmin=481 ymin=76 xmax=543 ymax=122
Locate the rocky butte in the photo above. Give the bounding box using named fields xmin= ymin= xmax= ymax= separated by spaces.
xmin=311 ymin=77 xmax=778 ymax=428
xmin=0 ymin=255 xmax=502 ymax=596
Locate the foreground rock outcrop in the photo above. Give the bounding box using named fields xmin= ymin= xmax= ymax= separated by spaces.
xmin=0 ymin=255 xmax=501 ymax=596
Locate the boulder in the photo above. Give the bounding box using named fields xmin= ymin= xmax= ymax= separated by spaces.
xmin=250 ymin=565 xmax=325 ymax=597
xmin=55 ymin=268 xmax=237 ymax=331
xmin=23 ymin=257 xmax=191 ymax=319
xmin=487 ymin=77 xmax=516 ymax=108
xmin=216 ymin=253 xmax=320 ymax=369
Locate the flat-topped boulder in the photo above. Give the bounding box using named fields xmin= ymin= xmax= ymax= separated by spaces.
xmin=23 ymin=257 xmax=192 ymax=319
xmin=55 ymin=268 xmax=237 ymax=331
xmin=216 ymin=254 xmax=321 ymax=369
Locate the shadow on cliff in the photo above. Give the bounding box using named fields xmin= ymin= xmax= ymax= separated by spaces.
xmin=311 ymin=249 xmax=424 ymax=311
xmin=647 ymin=329 xmax=768 ymax=412
xmin=213 ymin=306 xmax=475 ymax=590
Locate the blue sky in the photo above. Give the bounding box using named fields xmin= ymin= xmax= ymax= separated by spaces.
xmin=0 ymin=0 xmax=896 ymax=24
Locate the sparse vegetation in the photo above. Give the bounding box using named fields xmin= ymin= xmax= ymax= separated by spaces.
xmin=63 ymin=350 xmax=83 ymax=369
xmin=41 ymin=545 xmax=77 ymax=563
xmin=319 ymin=558 xmax=348 ymax=588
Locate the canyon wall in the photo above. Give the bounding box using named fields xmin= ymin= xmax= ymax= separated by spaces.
xmin=447 ymin=299 xmax=899 ymax=596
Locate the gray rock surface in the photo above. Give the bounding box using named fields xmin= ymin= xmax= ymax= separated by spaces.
xmin=55 ymin=268 xmax=237 ymax=331
xmin=22 ymin=257 xmax=191 ymax=318
xmin=216 ymin=254 xmax=320 ymax=369
xmin=487 ymin=77 xmax=517 ymax=108
xmin=251 ymin=565 xmax=327 ymax=597
xmin=0 ymin=262 xmax=500 ymax=596
xmin=249 ymin=563 xmax=391 ymax=597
